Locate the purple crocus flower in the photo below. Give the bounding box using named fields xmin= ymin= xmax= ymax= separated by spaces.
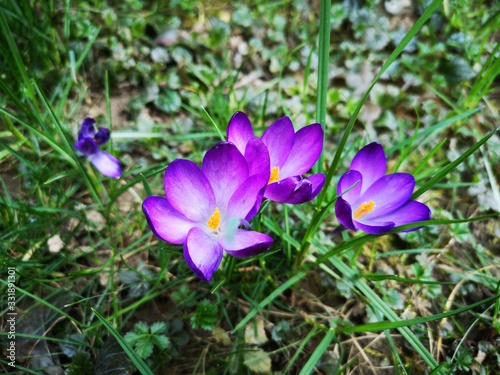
xmin=142 ymin=142 xmax=273 ymax=281
xmin=335 ymin=142 xmax=431 ymax=234
xmin=74 ymin=118 xmax=122 ymax=178
xmin=227 ymin=112 xmax=325 ymax=204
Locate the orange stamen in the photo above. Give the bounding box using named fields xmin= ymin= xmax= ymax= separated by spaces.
xmin=206 ymin=207 xmax=220 ymax=230
xmin=353 ymin=200 xmax=376 ymax=219
xmin=268 ymin=166 xmax=280 ymax=184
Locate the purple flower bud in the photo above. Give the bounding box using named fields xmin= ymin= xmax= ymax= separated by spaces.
xmin=94 ymin=128 xmax=111 ymax=145
xmin=75 ymin=118 xmax=122 ymax=178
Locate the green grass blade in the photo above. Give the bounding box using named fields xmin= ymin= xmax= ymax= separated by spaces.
xmin=0 ymin=6 xmax=38 ymax=107
xmin=317 ymin=251 xmax=442 ymax=373
xmin=362 ymin=273 xmax=453 ymax=285
xmin=466 ymin=41 xmax=500 ymax=108
xmin=201 ymin=106 xmax=225 ymax=141
xmin=0 ymin=140 xmax=35 ymax=170
xmin=387 ymin=108 xmax=480 ymax=154
xmin=298 ymin=329 xmax=335 ymax=375
xmin=0 ymin=107 xmax=76 ymax=167
xmin=315 ymin=0 xmax=331 ymax=172
xmin=282 ymin=327 xmax=320 ymax=374
xmin=338 ymin=293 xmax=500 ymax=334
xmin=0 ymin=280 xmax=81 ymax=327
xmin=232 ymin=271 xmax=307 ymax=333
xmin=413 ymin=128 xmax=497 ymax=198
xmin=55 ymin=25 xmax=101 ymax=116
xmin=33 ymin=83 xmax=104 ymax=206
xmin=315 ymin=0 xmax=331 ymax=127
xmin=317 ymin=0 xmax=443 ymax=207
xmin=91 ymin=308 xmax=154 ymax=375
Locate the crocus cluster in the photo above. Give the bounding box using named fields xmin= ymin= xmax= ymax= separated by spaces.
xmin=142 ymin=111 xmax=431 ymax=281
xmin=143 ymin=112 xmax=325 ymax=280
xmin=335 ymin=142 xmax=431 ymax=234
xmin=74 ymin=118 xmax=122 ymax=178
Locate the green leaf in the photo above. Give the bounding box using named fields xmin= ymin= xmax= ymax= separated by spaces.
xmin=171 ymin=284 xmax=196 ymax=307
xmin=271 ymin=321 xmax=291 ymax=342
xmin=68 ymin=352 xmax=93 ymax=375
xmin=190 ymin=299 xmax=218 ymax=331
xmin=135 ymin=321 xmax=150 ymax=335
xmin=135 ymin=337 xmax=154 ymax=359
xmin=208 ymin=17 xmax=230 ymax=48
xmin=152 ymin=335 xmax=171 ymax=350
xmin=166 ymin=319 xmax=189 ymax=351
xmin=153 ymin=89 xmax=181 ymax=114
xmin=124 ymin=331 xmax=141 ymax=346
xmin=150 ymin=322 xmax=166 ymax=335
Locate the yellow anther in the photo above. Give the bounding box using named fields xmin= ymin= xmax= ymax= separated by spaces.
xmin=207 ymin=207 xmax=221 ymax=230
xmin=353 ymin=200 xmax=376 ymax=219
xmin=268 ymin=166 xmax=280 ymax=184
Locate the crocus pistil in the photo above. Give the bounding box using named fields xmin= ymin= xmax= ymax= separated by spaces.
xmin=353 ymin=200 xmax=376 ymax=219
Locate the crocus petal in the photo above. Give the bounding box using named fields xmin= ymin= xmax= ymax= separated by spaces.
xmin=265 ymin=176 xmax=319 ymax=204
xmin=350 ymin=142 xmax=386 ymax=194
xmin=142 ymin=196 xmax=195 ymax=244
xmin=335 ymin=197 xmax=357 ymax=231
xmin=74 ymin=138 xmax=98 ymax=156
xmin=202 ymin=142 xmax=249 ymax=212
xmin=358 ymin=173 xmax=415 ymax=218
xmin=336 ymin=170 xmax=362 ymax=203
xmin=226 ymin=111 xmax=255 ymax=154
xmin=234 ymin=139 xmax=270 ymax=219
xmin=261 ymin=116 xmax=295 ymax=168
xmin=165 ymin=159 xmax=215 ymax=222
xmin=221 ymin=229 xmax=273 ymax=258
xmin=355 ymin=220 xmax=395 ymax=235
xmin=94 ymin=127 xmax=111 ymax=145
xmin=279 ymin=123 xmax=323 ymax=179
xmin=308 ymin=173 xmax=326 ymax=198
xmin=245 ymin=188 xmax=266 ymax=221
xmin=78 ymin=118 xmax=97 ymax=140
xmin=88 ymin=151 xmax=122 ymax=178
xmin=184 ymin=227 xmax=223 ymax=281
xmin=226 ymin=174 xmax=268 ymax=220
xmin=245 ymin=138 xmax=271 ymax=180
xmin=369 ymin=200 xmax=431 ymax=232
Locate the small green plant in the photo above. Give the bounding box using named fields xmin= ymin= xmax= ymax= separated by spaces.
xmin=124 ymin=322 xmax=171 ymax=359
xmin=190 ymin=299 xmax=218 ymax=330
